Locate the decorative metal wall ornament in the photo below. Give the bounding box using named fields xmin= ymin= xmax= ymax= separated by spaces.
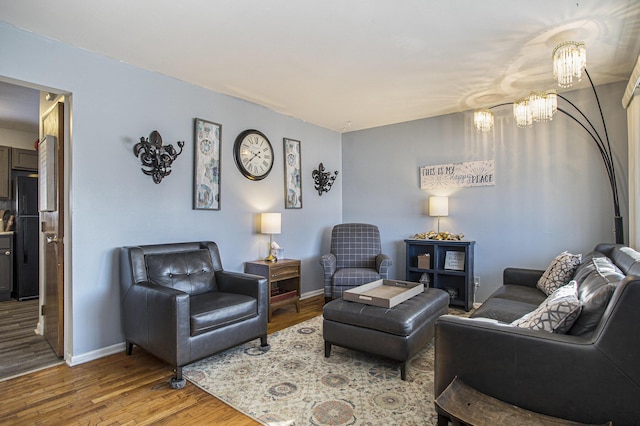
xmin=312 ymin=162 xmax=338 ymax=196
xmin=133 ymin=130 xmax=185 ymax=184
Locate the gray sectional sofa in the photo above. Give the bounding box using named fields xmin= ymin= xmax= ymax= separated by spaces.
xmin=434 ymin=243 xmax=640 ymax=425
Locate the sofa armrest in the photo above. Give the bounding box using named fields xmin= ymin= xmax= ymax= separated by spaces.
xmin=123 ymin=281 xmax=190 ymax=363
xmin=503 ymin=267 xmax=544 ymax=288
xmin=320 ymin=253 xmax=337 ymax=275
xmin=216 ymin=270 xmax=268 ymax=316
xmin=217 ymin=270 xmax=265 ymax=297
xmin=434 ymin=315 xmax=629 ymax=424
xmin=376 ymin=253 xmax=392 ymax=276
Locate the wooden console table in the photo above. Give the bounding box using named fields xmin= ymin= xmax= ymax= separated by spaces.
xmin=244 ymin=258 xmax=301 ymax=322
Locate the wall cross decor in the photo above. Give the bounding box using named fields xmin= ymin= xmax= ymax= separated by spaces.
xmin=312 ymin=162 xmax=338 ymax=195
xmin=133 ymin=130 xmax=184 ymax=184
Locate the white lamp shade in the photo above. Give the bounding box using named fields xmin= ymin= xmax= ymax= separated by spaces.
xmin=261 ymin=213 xmax=281 ymax=234
xmin=429 ymin=196 xmax=449 ymax=217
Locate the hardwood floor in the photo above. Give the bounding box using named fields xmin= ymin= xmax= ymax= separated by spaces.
xmin=0 ymin=299 xmax=63 ymax=381
xmin=0 ymin=295 xmax=325 ymax=425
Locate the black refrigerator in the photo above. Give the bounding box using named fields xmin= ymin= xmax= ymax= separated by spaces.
xmin=14 ymin=173 xmax=39 ymax=300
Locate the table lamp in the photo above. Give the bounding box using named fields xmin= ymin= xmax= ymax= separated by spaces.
xmin=429 ymin=196 xmax=448 ymax=233
xmin=261 ymin=212 xmax=281 ymax=262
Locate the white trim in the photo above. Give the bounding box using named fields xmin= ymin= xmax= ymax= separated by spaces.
xmin=66 ymin=342 xmax=125 ymax=366
xmin=628 ymin=94 xmax=640 ymax=249
xmin=300 ymin=288 xmax=324 ymax=300
xmin=66 ymin=287 xmax=326 ymax=366
xmin=622 ymin=54 xmax=640 ymax=109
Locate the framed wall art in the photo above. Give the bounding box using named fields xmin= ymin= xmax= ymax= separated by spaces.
xmin=193 ymin=118 xmax=221 ymax=210
xmin=283 ymin=138 xmax=302 ymax=209
xmin=444 ymin=251 xmax=465 ymax=271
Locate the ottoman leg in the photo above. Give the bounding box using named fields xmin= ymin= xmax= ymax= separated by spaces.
xmin=400 ymin=362 xmax=407 ymax=381
xmin=324 ymin=341 xmax=332 ymax=357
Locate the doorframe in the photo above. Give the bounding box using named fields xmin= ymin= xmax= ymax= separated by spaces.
xmin=12 ymin=84 xmax=73 ymax=363
xmin=37 ymin=89 xmax=73 ymax=364
xmin=37 ymin=91 xmax=72 ymax=363
xmin=0 ymin=76 xmax=73 ymax=363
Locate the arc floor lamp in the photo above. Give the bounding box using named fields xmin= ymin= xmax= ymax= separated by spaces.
xmin=473 ymin=41 xmax=623 ymax=244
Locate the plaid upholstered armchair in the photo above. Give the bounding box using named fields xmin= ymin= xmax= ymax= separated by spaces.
xmin=320 ymin=223 xmax=392 ymax=302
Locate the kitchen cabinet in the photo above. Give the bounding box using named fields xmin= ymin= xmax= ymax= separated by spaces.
xmin=0 ymin=233 xmax=13 ymax=301
xmin=0 ymin=146 xmax=9 ymax=199
xmin=11 ymin=147 xmax=38 ymax=171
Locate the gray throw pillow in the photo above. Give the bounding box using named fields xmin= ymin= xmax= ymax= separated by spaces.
xmin=536 ymin=251 xmax=582 ymax=295
xmin=512 ymin=281 xmax=582 ymax=333
xmin=569 ymin=257 xmax=622 ymax=336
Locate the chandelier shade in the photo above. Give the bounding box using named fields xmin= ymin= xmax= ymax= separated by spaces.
xmin=473 ymin=91 xmax=558 ymax=133
xmin=529 ymin=90 xmax=558 ymax=122
xmin=513 ymin=97 xmax=532 ymax=128
xmin=473 ymin=109 xmax=494 ymax=133
xmin=553 ymin=41 xmax=586 ymax=88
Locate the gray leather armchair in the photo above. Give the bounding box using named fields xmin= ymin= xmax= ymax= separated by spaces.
xmin=120 ymin=241 xmax=269 ymax=388
xmin=320 ymin=223 xmax=392 ymax=302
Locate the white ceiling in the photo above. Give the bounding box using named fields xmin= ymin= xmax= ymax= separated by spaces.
xmin=1 ymin=0 xmax=640 ymax=133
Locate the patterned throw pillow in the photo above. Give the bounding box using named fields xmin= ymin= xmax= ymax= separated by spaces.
xmin=536 ymin=251 xmax=582 ymax=295
xmin=511 ymin=281 xmax=582 ymax=333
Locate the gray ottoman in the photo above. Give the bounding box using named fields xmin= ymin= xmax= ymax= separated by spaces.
xmin=323 ymin=288 xmax=449 ymax=380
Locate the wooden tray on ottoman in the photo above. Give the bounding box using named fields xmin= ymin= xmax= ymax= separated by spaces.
xmin=343 ymin=279 xmax=424 ymax=308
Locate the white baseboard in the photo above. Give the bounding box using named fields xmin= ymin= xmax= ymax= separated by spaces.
xmin=67 ymin=288 xmax=325 ymax=366
xmin=67 ymin=342 xmax=126 ymax=366
xmin=473 ymin=302 xmax=482 ymax=309
xmin=300 ymin=288 xmax=324 ymax=299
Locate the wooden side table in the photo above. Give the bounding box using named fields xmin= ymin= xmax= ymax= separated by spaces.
xmin=244 ymin=258 xmax=301 ymax=322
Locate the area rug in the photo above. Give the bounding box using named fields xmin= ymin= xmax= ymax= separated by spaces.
xmin=184 ymin=315 xmax=441 ymax=425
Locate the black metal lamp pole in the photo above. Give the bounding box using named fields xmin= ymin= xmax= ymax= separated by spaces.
xmin=556 ymin=69 xmax=623 ymax=244
xmin=483 ymin=70 xmax=624 ymax=244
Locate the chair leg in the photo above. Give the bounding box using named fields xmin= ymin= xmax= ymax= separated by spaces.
xmin=400 ymin=361 xmax=407 ymax=381
xmin=125 ymin=341 xmax=133 ymax=355
xmin=260 ymin=335 xmax=270 ymax=352
xmin=324 ymin=341 xmax=332 ymax=357
xmin=170 ymin=366 xmax=186 ymax=389
xmin=324 ymin=296 xmax=333 ymax=304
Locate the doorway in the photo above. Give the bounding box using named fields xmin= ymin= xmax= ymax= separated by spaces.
xmin=0 ymin=79 xmax=70 ymax=379
xmin=0 ymin=299 xmax=63 ymax=380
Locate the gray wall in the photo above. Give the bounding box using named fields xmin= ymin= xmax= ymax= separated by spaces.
xmin=0 ymin=22 xmax=342 ymax=359
xmin=343 ymin=81 xmax=628 ymax=302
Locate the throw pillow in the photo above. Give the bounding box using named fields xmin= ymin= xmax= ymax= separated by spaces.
xmin=537 ymin=251 xmax=582 ymax=295
xmin=569 ymin=257 xmax=623 ymax=336
xmin=511 ymin=281 xmax=582 ymax=333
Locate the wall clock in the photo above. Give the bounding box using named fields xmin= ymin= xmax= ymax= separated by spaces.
xmin=233 ymin=129 xmax=274 ymax=180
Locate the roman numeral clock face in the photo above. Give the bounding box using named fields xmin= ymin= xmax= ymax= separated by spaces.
xmin=233 ymin=130 xmax=274 ymax=180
